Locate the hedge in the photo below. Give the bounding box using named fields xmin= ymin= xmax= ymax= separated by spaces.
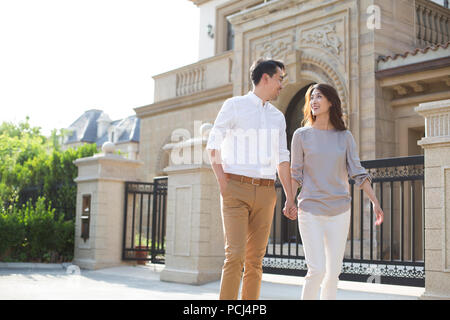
xmin=0 ymin=197 xmax=74 ymax=262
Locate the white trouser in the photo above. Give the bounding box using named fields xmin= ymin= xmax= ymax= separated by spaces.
xmin=298 ymin=209 xmax=351 ymax=300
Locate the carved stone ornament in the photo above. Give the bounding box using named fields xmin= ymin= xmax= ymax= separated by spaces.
xmin=256 ymin=38 xmax=293 ymax=61
xmin=300 ymin=24 xmax=342 ymax=56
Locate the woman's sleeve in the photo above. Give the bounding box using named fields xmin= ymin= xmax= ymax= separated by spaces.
xmin=290 ymin=130 xmax=304 ymax=186
xmin=346 ymin=131 xmax=372 ymax=189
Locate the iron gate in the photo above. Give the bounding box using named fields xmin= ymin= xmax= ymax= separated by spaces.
xmin=122 ymin=177 xmax=168 ymax=264
xmin=263 ymin=155 xmax=425 ymax=287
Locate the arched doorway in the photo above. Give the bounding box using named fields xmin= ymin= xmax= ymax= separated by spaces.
xmin=284 ymin=83 xmax=314 ymax=150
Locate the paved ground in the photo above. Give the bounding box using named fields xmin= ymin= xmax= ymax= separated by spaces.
xmin=0 ymin=263 xmax=424 ymax=300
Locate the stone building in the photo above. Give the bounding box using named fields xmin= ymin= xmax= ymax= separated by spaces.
xmin=63 ymin=109 xmax=140 ymax=160
xmin=135 ymin=0 xmax=449 ymax=181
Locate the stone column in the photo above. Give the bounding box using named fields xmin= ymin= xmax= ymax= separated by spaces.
xmin=415 ymin=99 xmax=450 ymax=300
xmin=72 ymin=142 xmax=143 ymax=270
xmin=160 ymin=124 xmax=225 ymax=285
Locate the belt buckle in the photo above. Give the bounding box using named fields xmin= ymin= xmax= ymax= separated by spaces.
xmin=251 ymin=178 xmax=261 ymax=186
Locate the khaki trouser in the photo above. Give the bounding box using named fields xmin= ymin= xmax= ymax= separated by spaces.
xmin=219 ymin=177 xmax=277 ymax=300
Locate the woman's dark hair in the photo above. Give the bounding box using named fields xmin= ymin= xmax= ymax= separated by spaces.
xmin=302 ymin=83 xmax=347 ymax=131
xmin=250 ymin=58 xmax=285 ymax=86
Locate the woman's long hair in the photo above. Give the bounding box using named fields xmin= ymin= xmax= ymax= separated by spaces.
xmin=301 ymin=83 xmax=347 ymax=131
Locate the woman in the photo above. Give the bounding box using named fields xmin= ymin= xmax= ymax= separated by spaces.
xmin=286 ymin=83 xmax=384 ymax=300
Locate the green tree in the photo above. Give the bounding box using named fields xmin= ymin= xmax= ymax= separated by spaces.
xmin=0 ymin=117 xmax=98 ymax=262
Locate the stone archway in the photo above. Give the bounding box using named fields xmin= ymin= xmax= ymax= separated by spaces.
xmin=267 ymin=49 xmax=350 ymax=130
xmin=253 ymin=43 xmax=350 ymax=128
xmin=299 ymin=52 xmax=349 ymax=126
xmin=284 ymin=83 xmax=314 ymax=151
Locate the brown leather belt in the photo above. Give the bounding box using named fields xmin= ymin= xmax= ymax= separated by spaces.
xmin=226 ymin=173 xmax=275 ymax=187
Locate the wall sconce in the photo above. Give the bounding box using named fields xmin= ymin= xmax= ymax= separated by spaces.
xmin=207 ymin=24 xmax=214 ymax=39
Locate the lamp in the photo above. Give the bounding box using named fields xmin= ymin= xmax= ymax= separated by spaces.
xmin=207 ymin=24 xmax=214 ymax=39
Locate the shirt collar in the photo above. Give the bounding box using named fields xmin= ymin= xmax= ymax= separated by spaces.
xmin=248 ymin=91 xmax=269 ymax=108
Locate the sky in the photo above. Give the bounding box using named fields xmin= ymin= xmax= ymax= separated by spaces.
xmin=0 ymin=0 xmax=200 ymax=136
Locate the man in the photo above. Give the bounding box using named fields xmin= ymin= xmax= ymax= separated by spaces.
xmin=206 ymin=58 xmax=297 ymax=300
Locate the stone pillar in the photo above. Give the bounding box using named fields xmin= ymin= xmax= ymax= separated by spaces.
xmin=73 ymin=142 xmax=143 ymax=270
xmin=160 ymin=124 xmax=225 ymax=285
xmin=415 ymin=99 xmax=450 ymax=300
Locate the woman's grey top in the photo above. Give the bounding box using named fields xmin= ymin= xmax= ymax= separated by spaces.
xmin=290 ymin=126 xmax=372 ymax=216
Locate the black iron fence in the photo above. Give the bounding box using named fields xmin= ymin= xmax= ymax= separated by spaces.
xmin=264 ymin=155 xmax=425 ymax=287
xmin=122 ymin=177 xmax=168 ymax=264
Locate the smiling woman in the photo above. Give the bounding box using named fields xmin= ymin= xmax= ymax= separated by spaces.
xmin=301 ymin=83 xmax=346 ymax=131
xmin=0 ymin=0 xmax=199 ymax=136
xmin=289 ymin=82 xmax=384 ymax=300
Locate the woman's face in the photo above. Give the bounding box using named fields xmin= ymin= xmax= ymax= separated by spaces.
xmin=310 ymin=89 xmax=332 ymax=117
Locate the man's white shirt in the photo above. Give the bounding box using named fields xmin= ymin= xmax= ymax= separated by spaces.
xmin=206 ymin=91 xmax=290 ymax=180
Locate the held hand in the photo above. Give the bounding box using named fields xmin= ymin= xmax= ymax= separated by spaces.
xmin=373 ymin=203 xmax=384 ymax=226
xmin=283 ymin=199 xmax=297 ymax=221
xmin=289 ymin=205 xmax=297 ymax=220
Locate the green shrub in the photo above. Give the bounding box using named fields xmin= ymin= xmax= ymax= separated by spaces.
xmin=0 ymin=205 xmax=25 ymax=260
xmin=0 ymin=197 xmax=75 ymax=262
xmin=22 ymin=197 xmax=57 ymax=261
xmin=54 ymin=217 xmax=75 ymax=261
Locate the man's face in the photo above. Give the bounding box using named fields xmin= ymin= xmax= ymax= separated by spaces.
xmin=266 ymin=67 xmax=285 ymax=100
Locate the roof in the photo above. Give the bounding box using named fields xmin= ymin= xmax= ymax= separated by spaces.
xmin=377 ymin=41 xmax=450 ymax=71
xmin=65 ymin=109 xmax=103 ymax=143
xmin=65 ymin=110 xmax=140 ymax=146
xmin=377 ymin=41 xmax=450 ymax=63
xmin=112 ymin=115 xmax=140 ymax=145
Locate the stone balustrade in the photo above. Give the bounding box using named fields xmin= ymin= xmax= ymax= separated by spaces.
xmin=153 ymin=51 xmax=233 ymax=103
xmin=176 ymin=65 xmax=206 ymax=97
xmin=415 ymin=0 xmax=450 ymax=48
xmin=417 ymin=99 xmax=450 ymax=142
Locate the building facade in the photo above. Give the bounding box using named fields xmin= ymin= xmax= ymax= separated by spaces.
xmin=64 ymin=109 xmax=140 ymax=160
xmin=135 ymin=0 xmax=449 ymax=182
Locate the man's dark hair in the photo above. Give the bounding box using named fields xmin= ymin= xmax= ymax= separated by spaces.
xmin=250 ymin=58 xmax=285 ymax=86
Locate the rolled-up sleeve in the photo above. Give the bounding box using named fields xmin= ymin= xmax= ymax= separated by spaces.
xmin=206 ymin=98 xmax=234 ymax=150
xmin=290 ymin=129 xmax=304 ymax=186
xmin=346 ymin=131 xmax=372 ymax=189
xmin=278 ymin=117 xmax=290 ymax=164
